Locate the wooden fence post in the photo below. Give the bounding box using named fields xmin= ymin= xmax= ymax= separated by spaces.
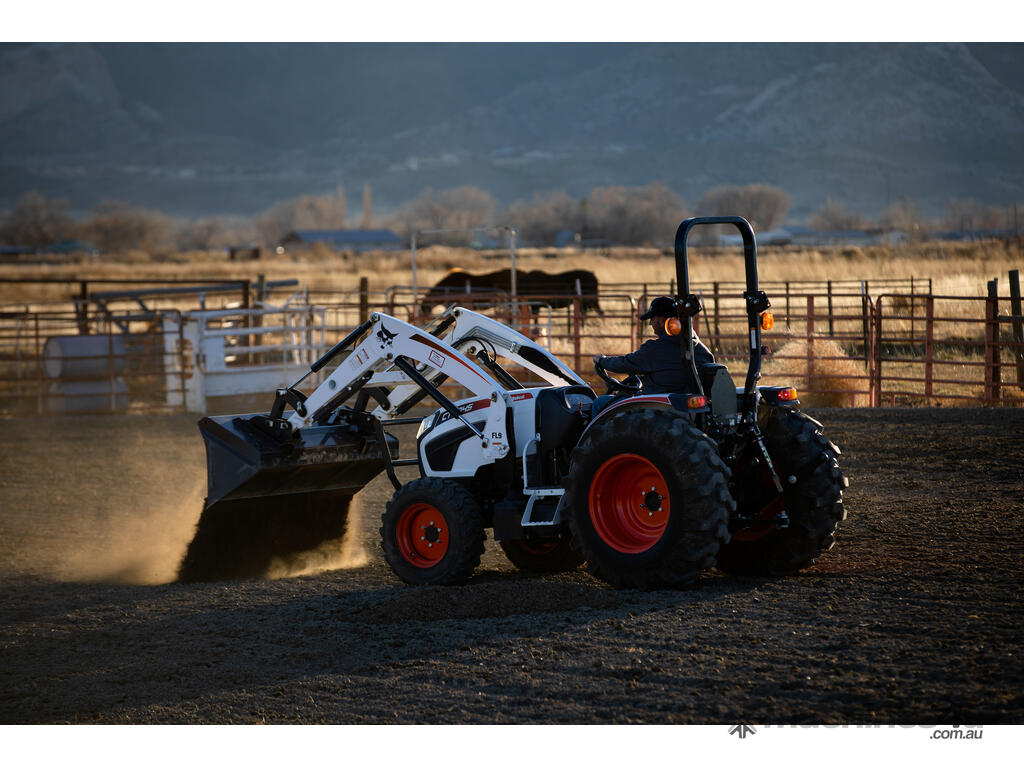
xmin=76 ymin=280 xmax=90 ymax=335
xmin=1008 ymin=269 xmax=1024 ymax=391
xmin=785 ymin=281 xmax=791 ymax=330
xmin=924 ymin=296 xmax=935 ymax=399
xmin=910 ymin=275 xmax=916 ymax=342
xmin=807 ymin=295 xmax=815 ymax=388
xmin=985 ymin=279 xmax=1001 ymax=402
xmin=827 ymin=280 xmax=834 ymax=337
xmin=872 ymin=296 xmax=883 ymax=407
xmin=860 ymin=280 xmax=870 ymax=364
xmin=712 ymin=282 xmax=721 ymax=352
xmin=358 ymin=276 xmax=369 ymax=324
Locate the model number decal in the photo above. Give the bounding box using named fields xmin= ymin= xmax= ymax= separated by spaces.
xmin=435 ymin=398 xmax=490 ymax=424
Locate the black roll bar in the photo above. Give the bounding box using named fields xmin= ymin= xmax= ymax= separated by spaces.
xmin=673 ymin=216 xmax=769 ymax=415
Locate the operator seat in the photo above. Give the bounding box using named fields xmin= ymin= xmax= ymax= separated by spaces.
xmin=535 ymin=385 xmax=595 ymax=449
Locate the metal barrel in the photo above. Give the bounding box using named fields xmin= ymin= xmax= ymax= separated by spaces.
xmin=178 ymin=412 xmax=398 ymax=582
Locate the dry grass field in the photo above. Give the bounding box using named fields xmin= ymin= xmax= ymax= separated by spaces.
xmin=1 ymin=240 xmax=1020 ymax=305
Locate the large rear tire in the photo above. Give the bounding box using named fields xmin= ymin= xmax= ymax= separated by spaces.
xmin=381 ymin=477 xmax=486 ymax=585
xmin=563 ymin=410 xmax=733 ymax=589
xmin=716 ymin=407 xmax=847 ymax=575
xmin=499 ymin=537 xmax=585 ymax=573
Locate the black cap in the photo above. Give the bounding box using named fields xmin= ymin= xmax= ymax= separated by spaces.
xmin=640 ymin=296 xmax=676 ymax=320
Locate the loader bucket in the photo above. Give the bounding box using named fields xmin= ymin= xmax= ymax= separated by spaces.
xmin=178 ymin=413 xmax=397 ymax=582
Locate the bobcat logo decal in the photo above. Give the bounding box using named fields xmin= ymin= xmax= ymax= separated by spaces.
xmin=377 ymin=322 xmax=399 ymax=349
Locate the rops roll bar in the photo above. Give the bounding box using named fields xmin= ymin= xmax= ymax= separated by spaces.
xmin=673 ymin=216 xmax=770 ymax=414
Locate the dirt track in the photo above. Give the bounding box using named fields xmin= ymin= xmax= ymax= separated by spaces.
xmin=1 ymin=407 xmax=1022 ymax=724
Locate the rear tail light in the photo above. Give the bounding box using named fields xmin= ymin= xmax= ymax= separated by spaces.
xmin=777 ymin=387 xmax=798 ymax=401
xmin=687 ymin=395 xmax=707 ymax=408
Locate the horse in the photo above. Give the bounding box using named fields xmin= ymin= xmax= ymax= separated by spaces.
xmin=420 ymin=268 xmax=603 ymax=323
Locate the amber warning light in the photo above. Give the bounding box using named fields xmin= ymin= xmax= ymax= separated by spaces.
xmin=665 ymin=317 xmax=682 ymax=336
xmin=777 ymin=387 xmax=798 ymax=401
xmin=760 ymin=310 xmax=775 ymax=331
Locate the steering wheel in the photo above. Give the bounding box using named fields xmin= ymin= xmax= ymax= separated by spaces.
xmin=594 ymin=358 xmax=642 ymax=395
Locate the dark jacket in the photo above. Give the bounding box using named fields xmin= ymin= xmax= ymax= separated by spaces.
xmin=601 ymin=332 xmax=715 ymax=394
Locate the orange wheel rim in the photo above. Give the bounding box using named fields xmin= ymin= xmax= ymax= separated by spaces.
xmin=588 ymin=453 xmax=671 ymax=554
xmin=396 ymin=502 xmax=449 ymax=567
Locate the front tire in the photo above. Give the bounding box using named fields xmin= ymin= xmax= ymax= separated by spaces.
xmin=563 ymin=410 xmax=733 ymax=589
xmin=381 ymin=478 xmax=485 ymax=585
xmin=716 ymin=407 xmax=847 ymax=575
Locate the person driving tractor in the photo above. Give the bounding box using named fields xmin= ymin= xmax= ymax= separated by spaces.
xmin=593 ymin=295 xmax=714 ymax=394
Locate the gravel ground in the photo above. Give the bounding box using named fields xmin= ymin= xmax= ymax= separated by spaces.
xmin=1 ymin=407 xmax=1022 ymax=724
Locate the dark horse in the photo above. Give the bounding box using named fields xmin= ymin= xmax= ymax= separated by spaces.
xmin=420 ymin=269 xmax=603 ymax=321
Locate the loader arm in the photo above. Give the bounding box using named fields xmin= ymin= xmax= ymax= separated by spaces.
xmin=443 ymin=308 xmax=586 ymax=389
xmin=288 ymin=311 xmax=513 ymax=462
xmin=345 ymin=307 xmax=587 ymax=424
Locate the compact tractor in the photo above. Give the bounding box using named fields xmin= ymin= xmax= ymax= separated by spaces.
xmin=181 ymin=217 xmax=847 ymax=588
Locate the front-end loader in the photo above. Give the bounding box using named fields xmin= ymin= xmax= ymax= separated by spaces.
xmin=181 ymin=216 xmax=847 ymax=588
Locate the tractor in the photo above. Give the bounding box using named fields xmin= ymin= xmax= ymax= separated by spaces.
xmin=182 ymin=216 xmax=846 ymax=588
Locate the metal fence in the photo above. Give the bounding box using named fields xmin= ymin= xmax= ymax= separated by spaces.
xmin=2 ymin=274 xmax=1023 ymax=416
xmin=0 ymin=307 xmax=188 ymax=415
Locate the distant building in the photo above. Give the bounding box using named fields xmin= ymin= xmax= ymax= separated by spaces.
xmin=280 ymin=229 xmax=402 ymax=252
xmin=44 ymin=240 xmax=98 ymax=255
xmin=719 ymin=226 xmax=881 ymax=247
xmin=0 ymin=244 xmax=33 ymax=264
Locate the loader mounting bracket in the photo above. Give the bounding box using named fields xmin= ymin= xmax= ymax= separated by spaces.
xmin=269 ymin=387 xmax=308 ymax=419
xmin=238 ymin=414 xmax=299 ymax=450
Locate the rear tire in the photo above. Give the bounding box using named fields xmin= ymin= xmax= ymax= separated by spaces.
xmin=381 ymin=477 xmax=486 ymax=585
xmin=716 ymin=407 xmax=847 ymax=575
xmin=563 ymin=410 xmax=733 ymax=589
xmin=499 ymin=537 xmax=584 ymax=573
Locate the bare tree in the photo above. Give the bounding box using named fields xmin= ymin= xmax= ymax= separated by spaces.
xmin=941 ymin=198 xmax=1007 ymax=231
xmin=255 ymin=192 xmax=349 ymax=246
xmin=585 ymin=183 xmax=688 ymax=245
xmin=361 ymin=183 xmax=373 ymax=229
xmin=0 ymin=190 xmax=78 ymax=248
xmin=879 ymin=198 xmax=928 ymax=239
xmin=505 ymin=189 xmax=581 ymax=245
xmin=82 ymin=200 xmax=174 ymax=253
xmin=334 ymin=184 xmax=347 ymax=228
xmin=393 ymin=186 xmax=497 ymax=244
xmin=696 ymin=184 xmax=791 ymax=230
xmin=809 ymin=198 xmax=867 ymax=231
xmin=177 ymin=216 xmax=256 ymax=251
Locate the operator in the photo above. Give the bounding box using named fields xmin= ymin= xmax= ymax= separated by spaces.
xmin=593 ymin=295 xmax=715 ymax=394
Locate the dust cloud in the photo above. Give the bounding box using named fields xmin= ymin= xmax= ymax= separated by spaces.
xmin=264 ymin=493 xmax=370 ymax=579
xmin=53 ymin=462 xmax=205 ymax=586
xmin=1 ymin=415 xmax=372 ymax=586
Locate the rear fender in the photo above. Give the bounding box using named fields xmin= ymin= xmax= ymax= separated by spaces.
xmin=756 ymin=385 xmax=802 ymax=409
xmin=576 ymin=394 xmax=706 ymax=446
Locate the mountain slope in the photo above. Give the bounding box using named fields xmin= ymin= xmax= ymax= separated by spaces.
xmin=0 ymin=42 xmax=1021 ymax=219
